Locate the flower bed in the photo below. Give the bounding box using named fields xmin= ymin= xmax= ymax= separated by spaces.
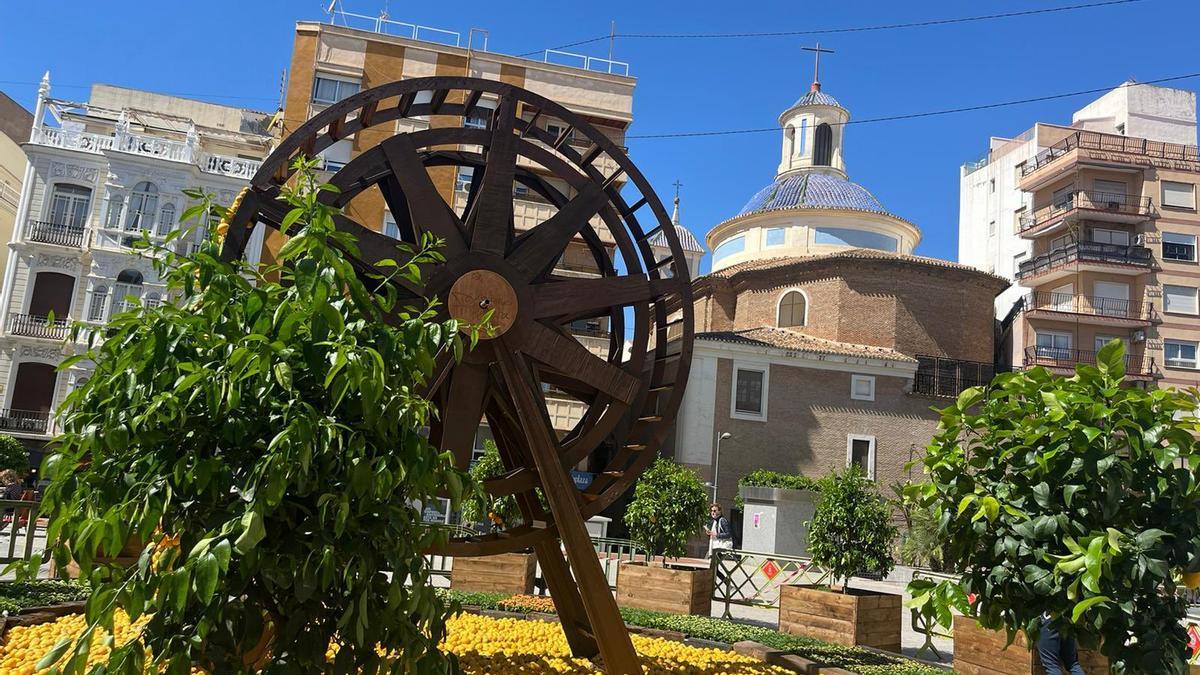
xmin=0 ymin=581 xmax=90 ymax=615
xmin=438 ymin=590 xmax=945 ymax=675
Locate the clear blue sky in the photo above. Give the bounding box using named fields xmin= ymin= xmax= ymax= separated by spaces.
xmin=2 ymin=0 xmax=1197 ymax=271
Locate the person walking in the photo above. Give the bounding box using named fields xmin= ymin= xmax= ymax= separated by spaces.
xmin=705 ymin=503 xmax=733 ymax=559
xmin=1037 ymin=613 xmax=1085 ymax=675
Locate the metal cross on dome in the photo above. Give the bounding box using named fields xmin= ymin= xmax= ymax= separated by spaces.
xmin=801 ymin=42 xmax=835 ymax=88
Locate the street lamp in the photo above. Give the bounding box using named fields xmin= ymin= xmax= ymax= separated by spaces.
xmin=710 ymin=432 xmax=732 ymax=503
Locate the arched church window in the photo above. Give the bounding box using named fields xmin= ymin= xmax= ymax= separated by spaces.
xmin=778 ymin=290 xmax=807 ymax=328
xmin=798 ymin=119 xmax=809 ymax=156
xmin=784 ymin=126 xmax=795 ymax=158
xmin=814 ymin=123 xmax=833 ymax=166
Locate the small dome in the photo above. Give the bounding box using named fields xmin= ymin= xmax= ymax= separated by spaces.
xmin=734 ymin=172 xmax=897 ymax=219
xmin=791 ymin=89 xmax=842 ymax=109
xmin=649 ymin=224 xmax=705 ymax=253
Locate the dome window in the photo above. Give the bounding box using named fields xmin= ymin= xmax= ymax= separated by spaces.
xmin=814 ymin=123 xmax=833 ymax=166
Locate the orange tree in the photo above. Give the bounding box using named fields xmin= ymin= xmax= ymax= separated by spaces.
xmin=907 ymin=341 xmax=1200 ymax=674
xmin=27 ymin=160 xmax=474 ymax=674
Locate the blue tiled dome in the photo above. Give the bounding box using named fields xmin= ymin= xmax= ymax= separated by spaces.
xmin=735 ymin=172 xmax=895 ymax=218
xmin=792 ymin=89 xmax=842 ymax=108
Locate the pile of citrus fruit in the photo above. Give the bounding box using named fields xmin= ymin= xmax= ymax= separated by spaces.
xmin=496 ymin=594 xmax=558 ymax=614
xmin=0 ymin=610 xmax=788 ymax=674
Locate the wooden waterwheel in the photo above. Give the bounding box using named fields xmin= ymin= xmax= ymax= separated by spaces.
xmin=219 ymin=76 xmax=694 ymax=671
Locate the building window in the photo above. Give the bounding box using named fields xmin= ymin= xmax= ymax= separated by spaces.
xmin=732 ymin=366 xmax=767 ymax=420
xmin=156 ymin=202 xmax=176 ymax=236
xmin=989 ymin=178 xmax=996 ymax=193
xmin=546 ymin=122 xmax=573 ymax=144
xmin=813 ymin=227 xmax=899 ymax=253
xmin=318 ymin=139 xmax=352 ymax=172
xmin=1035 ymin=331 xmax=1072 ymax=358
xmin=1013 ymin=205 xmax=1027 ymax=230
xmin=764 ymin=227 xmax=786 ymax=247
xmin=1091 ymin=227 xmax=1130 ymax=246
xmin=312 ymin=75 xmax=361 ymax=105
xmin=798 ymin=118 xmax=808 ymax=156
xmin=1163 ymin=181 xmax=1196 ymax=209
xmin=463 ymin=111 xmax=489 ymax=129
xmin=1165 ymin=340 xmax=1199 ymax=369
xmin=850 ymin=375 xmax=875 ymax=402
xmin=471 ymin=425 xmax=494 ymax=464
xmin=813 ymin=123 xmax=833 ymax=166
xmin=113 ymin=269 xmax=145 ymax=317
xmin=988 ymin=220 xmax=996 ymax=237
xmin=846 ymin=434 xmax=876 ymax=479
xmin=777 ymin=290 xmax=806 ymax=328
xmin=455 ymin=167 xmax=474 ymax=193
xmin=86 ymin=285 xmax=109 ymax=322
xmin=383 ymin=212 xmax=400 ymax=240
xmin=1013 ymin=252 xmax=1027 ymax=276
xmin=1164 ymin=284 xmax=1199 ymax=315
xmin=712 ymin=234 xmax=746 ymax=264
xmin=46 ymin=184 xmax=92 ymax=229
xmin=124 ymin=182 xmax=159 ymax=232
xmin=1164 ymin=232 xmax=1197 ymax=262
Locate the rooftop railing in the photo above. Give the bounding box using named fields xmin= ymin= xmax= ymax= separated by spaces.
xmin=1018 ymin=190 xmax=1153 ymax=233
xmin=912 ymin=355 xmax=1003 ymax=398
xmin=31 ymin=128 xmax=261 ymax=179
xmin=1022 ymin=130 xmax=1200 ymax=177
xmin=1024 ymin=291 xmax=1155 ymax=321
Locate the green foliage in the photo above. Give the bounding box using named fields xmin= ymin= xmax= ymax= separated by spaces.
xmin=0 ymin=434 xmax=29 ymax=475
xmin=906 ymin=340 xmax=1200 ymax=674
xmin=459 ymin=440 xmax=522 ymax=528
xmin=29 ymin=159 xmax=473 ymax=674
xmin=807 ymin=466 xmax=897 ymax=589
xmin=0 ymin=580 xmax=90 ymax=615
xmin=733 ymin=469 xmax=821 ymax=508
xmin=436 ymin=589 xmax=943 ymax=674
xmin=890 ymin=482 xmax=945 ymax=572
xmin=623 ymin=458 xmax=709 ymax=559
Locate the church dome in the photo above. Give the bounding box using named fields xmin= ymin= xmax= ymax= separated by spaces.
xmin=734 ymin=172 xmax=894 ymax=219
xmin=791 ymin=89 xmax=842 ymax=109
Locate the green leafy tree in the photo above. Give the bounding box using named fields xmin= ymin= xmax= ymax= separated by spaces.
xmin=0 ymin=434 xmax=29 ymax=475
xmin=890 ymin=482 xmax=945 ymax=572
xmin=906 ymin=340 xmax=1200 ymax=674
xmin=459 ymin=440 xmax=522 ymax=529
xmin=807 ymin=466 xmax=897 ymax=591
xmin=624 ymin=458 xmax=709 ymax=560
xmin=29 ymin=159 xmax=474 ymax=674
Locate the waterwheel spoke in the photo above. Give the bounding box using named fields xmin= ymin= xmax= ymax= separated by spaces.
xmin=467 ymin=96 xmax=519 ymax=255
xmin=436 ymin=361 xmax=490 ymax=468
xmin=531 ymin=274 xmax=676 ymax=322
xmin=516 ymin=321 xmax=639 ymax=406
xmin=379 ymin=134 xmax=468 ymax=254
xmin=508 ymin=183 xmax=609 ymax=281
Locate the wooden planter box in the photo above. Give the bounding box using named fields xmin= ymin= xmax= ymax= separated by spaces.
xmin=450 ymin=552 xmax=536 ymax=595
xmin=616 ymin=561 xmax=713 ymax=616
xmin=780 ymin=585 xmax=901 ymax=652
xmin=953 ymin=616 xmax=1112 ymax=675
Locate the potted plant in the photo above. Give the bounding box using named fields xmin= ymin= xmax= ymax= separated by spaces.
xmin=618 ymin=458 xmax=712 ymax=615
xmin=779 ymin=466 xmax=901 ymax=651
xmin=907 ymin=340 xmax=1200 ymax=673
xmin=736 ymin=469 xmax=821 ymax=556
xmin=451 ymin=440 xmax=537 ymax=594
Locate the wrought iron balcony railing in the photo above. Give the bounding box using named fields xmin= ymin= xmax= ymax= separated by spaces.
xmin=7 ymin=313 xmax=70 ymax=340
xmin=912 ymin=355 xmax=1004 ymax=398
xmin=1024 ymin=292 xmax=1155 ymax=322
xmin=24 ymin=219 xmax=86 ymax=247
xmin=1024 ymin=346 xmax=1153 ymax=375
xmin=1022 ymin=130 xmax=1200 ymax=177
xmin=1017 ymin=190 xmax=1153 ymax=233
xmin=0 ymin=408 xmax=50 ymax=434
xmin=1016 ymin=242 xmax=1153 ymax=280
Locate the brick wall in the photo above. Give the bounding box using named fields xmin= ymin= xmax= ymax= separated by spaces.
xmin=678 ymin=359 xmax=939 ymax=516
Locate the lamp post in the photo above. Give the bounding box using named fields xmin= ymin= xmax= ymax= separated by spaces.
xmin=711 ymin=431 xmax=732 ymax=503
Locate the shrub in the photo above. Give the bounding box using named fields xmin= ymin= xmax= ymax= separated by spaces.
xmin=0 ymin=580 xmax=90 ymax=615
xmin=0 ymin=434 xmax=28 ymax=476
xmin=907 ymin=340 xmax=1200 ymax=674
xmin=459 ymin=439 xmax=522 ymax=529
xmin=734 ymin=469 xmax=820 ymax=508
xmin=807 ymin=465 xmax=897 ymax=589
xmin=624 ymin=458 xmax=709 ymax=560
xmin=32 ymin=160 xmax=473 ymax=673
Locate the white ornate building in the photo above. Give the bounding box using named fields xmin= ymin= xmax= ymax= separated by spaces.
xmin=0 ymin=74 xmax=270 ymax=461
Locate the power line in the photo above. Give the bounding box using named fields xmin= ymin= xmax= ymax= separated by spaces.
xmin=625 ymin=73 xmax=1200 ymax=140
xmin=516 ymin=0 xmax=1143 ymax=57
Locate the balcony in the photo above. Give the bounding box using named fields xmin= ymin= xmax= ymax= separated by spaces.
xmin=1019 ymin=129 xmax=1200 ymax=190
xmin=1024 ymin=346 xmax=1154 ymax=378
xmin=1016 ymin=242 xmax=1153 ymax=285
xmin=0 ymin=409 xmax=50 ymax=435
xmin=911 ymin=356 xmax=1004 ymax=398
xmin=23 ymin=219 xmax=86 ymax=248
xmin=8 ymin=313 xmax=70 ymax=340
xmin=31 ymin=127 xmax=261 ymax=179
xmin=1023 ymin=292 xmax=1156 ymax=326
xmin=1018 ymin=190 xmax=1154 ymax=238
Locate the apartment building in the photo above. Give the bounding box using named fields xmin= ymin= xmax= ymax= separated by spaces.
xmin=0 ymin=93 xmax=34 ymax=307
xmin=959 ymin=83 xmax=1200 ymax=389
xmin=278 ymin=16 xmax=647 ymax=471
xmin=0 ymin=73 xmax=270 ymax=459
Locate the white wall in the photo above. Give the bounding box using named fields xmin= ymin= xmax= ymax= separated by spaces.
xmin=1072 ymin=83 xmax=1197 ymax=146
xmin=675 ymin=353 xmax=716 ymax=468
